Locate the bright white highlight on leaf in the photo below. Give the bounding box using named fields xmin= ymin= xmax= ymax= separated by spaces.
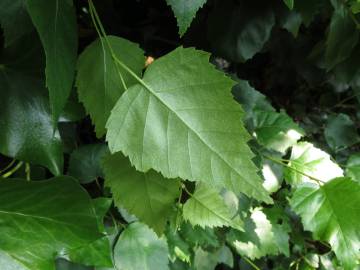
xmin=262 ymin=164 xmax=281 ymax=193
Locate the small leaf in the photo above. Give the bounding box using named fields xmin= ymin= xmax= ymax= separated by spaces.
xmin=290 ymin=177 xmax=360 ymax=270
xmin=284 ymin=142 xmax=343 ymax=186
xmin=183 ymin=184 xmax=243 ymax=230
xmin=113 ymin=222 xmax=169 ymax=270
xmin=106 ymin=47 xmax=271 ymax=203
xmin=324 ymin=113 xmax=360 ymax=151
xmin=68 ymin=144 xmax=109 ymax=183
xmin=179 ymin=222 xmax=220 ymax=248
xmin=26 ymin=0 xmax=78 ymax=124
xmin=166 ymin=0 xmax=207 ymax=36
xmin=346 ymin=153 xmax=360 ymax=182
xmin=103 ymin=152 xmax=181 ymax=235
xmin=0 ymin=176 xmax=102 ymax=270
xmin=76 ymin=36 xmax=144 ymax=137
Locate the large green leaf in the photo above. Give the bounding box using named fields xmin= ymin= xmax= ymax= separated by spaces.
xmin=0 ymin=36 xmax=63 ymax=175
xmin=68 ymin=144 xmax=109 ymax=183
xmin=324 ymin=113 xmax=360 ymax=151
xmin=290 ymin=177 xmax=360 ymax=270
xmin=208 ymin=0 xmax=275 ymax=63
xmin=26 ymin=0 xmax=78 ymax=124
xmin=166 ymin=0 xmax=207 ymax=36
xmin=106 ymin=47 xmax=271 ymax=203
xmin=76 ymin=36 xmax=144 ymax=137
xmin=0 ymin=176 xmax=102 ymax=270
xmin=284 ymin=142 xmax=343 ymax=186
xmin=103 ymin=152 xmax=181 ymax=235
xmin=183 ymin=183 xmax=243 ymax=230
xmin=0 ymin=0 xmax=33 ymax=47
xmin=113 ymin=222 xmax=169 ymax=270
xmin=325 ymin=2 xmax=359 ymax=70
xmin=227 ymin=207 xmax=290 ymax=259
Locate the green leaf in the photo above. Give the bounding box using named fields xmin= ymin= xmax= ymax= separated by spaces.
xmin=68 ymin=144 xmax=109 ymax=183
xmin=56 ymin=259 xmax=92 ymax=270
xmin=325 ymin=5 xmax=359 ymax=70
xmin=0 ymin=0 xmax=33 ymax=47
xmin=113 ymin=222 xmax=169 ymax=270
xmin=183 ymin=183 xmax=243 ymax=230
xmin=283 ymin=0 xmax=294 ymax=10
xmin=0 ymin=176 xmax=102 ymax=270
xmin=76 ymin=36 xmax=144 ymax=137
xmin=346 ymin=153 xmax=360 ymax=182
xmin=0 ymin=251 xmax=28 ymax=270
xmin=290 ymin=177 xmax=360 ymax=270
xmin=227 ymin=207 xmax=290 ymax=259
xmin=166 ymin=0 xmax=207 ymax=36
xmin=253 ymin=110 xmax=304 ymax=153
xmin=208 ymin=1 xmax=275 ymax=62
xmin=68 ymin=198 xmax=113 ymax=268
xmin=26 ymin=0 xmax=78 ymax=124
xmin=194 ymin=246 xmax=233 ymax=270
xmin=103 ymin=152 xmax=181 ymax=235
xmin=179 ymin=222 xmax=220 ymax=248
xmin=106 ymin=47 xmax=271 ymax=203
xmin=284 ymin=142 xmax=343 ymax=186
xmin=233 ymin=80 xmax=304 ymax=153
xmin=324 ymin=113 xmax=360 ymax=151
xmin=281 ymin=11 xmax=302 ymax=37
xmin=0 ymin=36 xmax=63 ymax=175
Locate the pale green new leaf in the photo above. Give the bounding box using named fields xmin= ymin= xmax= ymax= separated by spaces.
xmin=284 ymin=142 xmax=343 ymax=186
xmin=106 ymin=47 xmax=271 ymax=203
xmin=0 ymin=177 xmax=102 ymax=270
xmin=166 ymin=0 xmax=207 ymax=36
xmin=103 ymin=152 xmax=181 ymax=235
xmin=290 ymin=177 xmax=360 ymax=270
xmin=76 ymin=36 xmax=144 ymax=137
xmin=113 ymin=222 xmax=169 ymax=270
xmin=346 ymin=153 xmax=360 ymax=182
xmin=227 ymin=207 xmax=290 ymax=259
xmin=26 ymin=0 xmax=78 ymax=124
xmin=183 ymin=184 xmax=243 ymax=230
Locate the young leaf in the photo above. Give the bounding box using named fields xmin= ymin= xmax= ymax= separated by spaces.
xmin=290 ymin=177 xmax=360 ymax=270
xmin=76 ymin=36 xmax=144 ymax=137
xmin=106 ymin=47 xmax=271 ymax=203
xmin=0 ymin=0 xmax=33 ymax=47
xmin=113 ymin=222 xmax=169 ymax=270
xmin=0 ymin=36 xmax=63 ymax=175
xmin=0 ymin=177 xmax=102 ymax=270
xmin=103 ymin=152 xmax=181 ymax=235
xmin=26 ymin=0 xmax=78 ymax=124
xmin=183 ymin=184 xmax=243 ymax=230
xmin=284 ymin=142 xmax=343 ymax=186
xmin=166 ymin=0 xmax=207 ymax=36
